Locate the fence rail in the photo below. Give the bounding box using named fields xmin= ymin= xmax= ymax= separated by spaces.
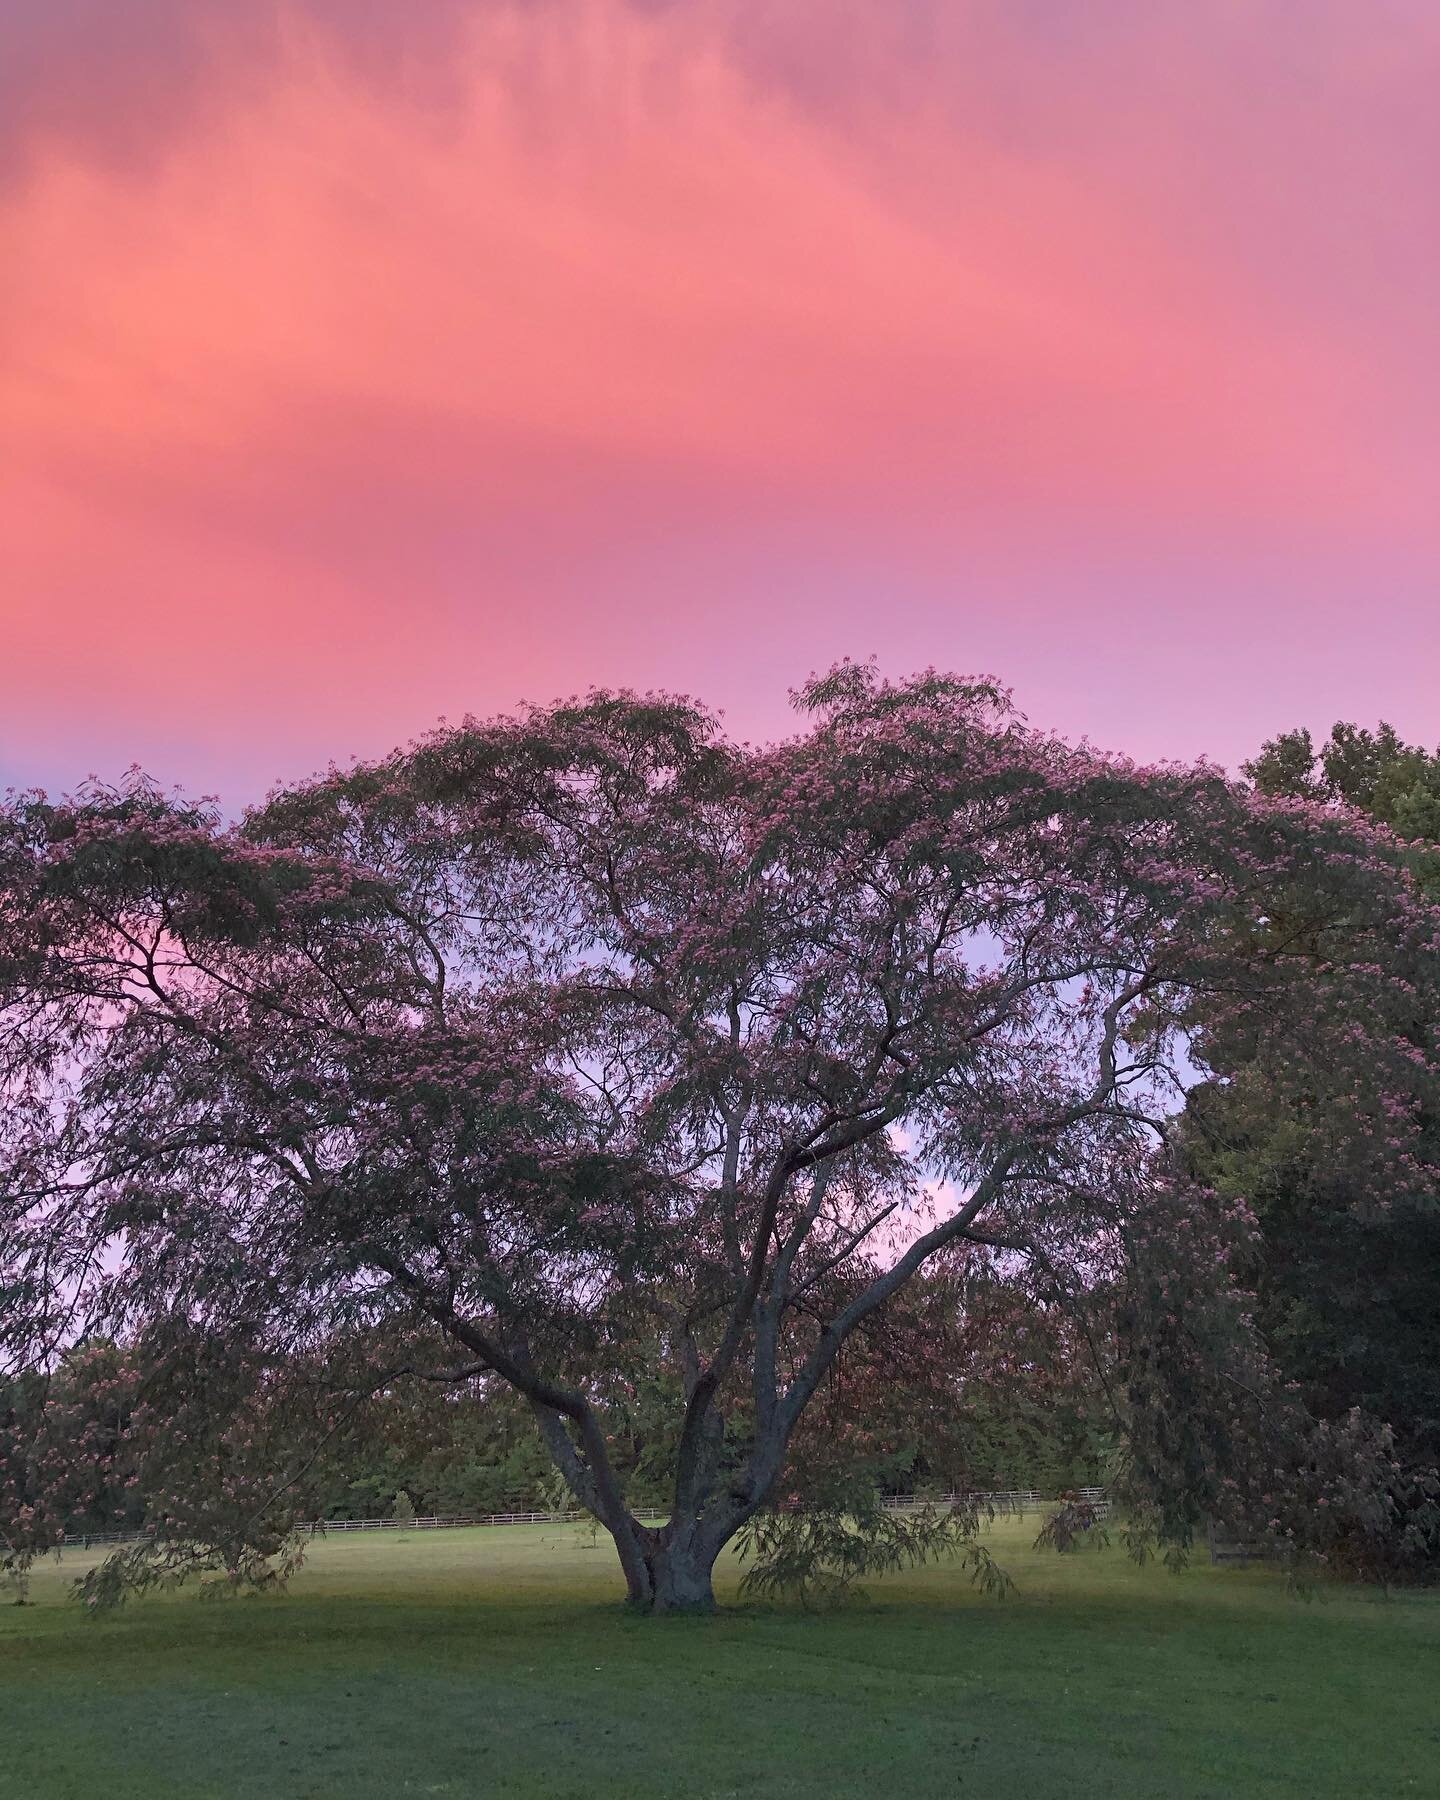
xmin=878 ymin=1487 xmax=1109 ymax=1515
xmin=313 ymin=1508 xmax=669 ymax=1533
xmin=57 ymin=1489 xmax=1107 ymax=1551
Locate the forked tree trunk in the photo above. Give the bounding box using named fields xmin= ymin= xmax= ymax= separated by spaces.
xmin=530 ymin=1387 xmax=780 ymax=1615
xmin=616 ymin=1431 xmax=786 ymax=1614
xmin=621 ymin=1520 xmax=722 ymax=1614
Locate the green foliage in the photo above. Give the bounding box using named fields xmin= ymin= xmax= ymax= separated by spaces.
xmin=1175 ymin=713 xmax=1440 ymax=1581
xmin=1177 ymin=1080 xmax=1440 ymax=1581
xmin=737 ymin=1448 xmax=1013 ymax=1610
xmin=1245 ymin=720 xmax=1440 ymax=878
xmin=317 ymin=1375 xmax=561 ymax=1523
xmin=738 ymin=1493 xmax=1012 ymax=1609
xmin=776 ymin=1263 xmax=1114 ymax=1512
xmin=1032 ymin=1495 xmax=1110 ymax=1554
xmin=72 ymin=1531 xmax=308 ymax=1611
xmin=1108 ymin=1167 xmax=1415 ymax=1584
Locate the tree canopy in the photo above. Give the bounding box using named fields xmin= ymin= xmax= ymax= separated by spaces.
xmin=4 ymin=667 xmax=1437 ymax=1609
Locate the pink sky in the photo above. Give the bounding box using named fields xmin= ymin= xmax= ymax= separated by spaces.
xmin=4 ymin=1 xmax=1438 ymax=801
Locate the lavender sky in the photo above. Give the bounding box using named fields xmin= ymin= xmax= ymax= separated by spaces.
xmin=4 ymin=1 xmax=1438 ymax=803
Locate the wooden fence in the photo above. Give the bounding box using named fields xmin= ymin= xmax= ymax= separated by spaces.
xmin=58 ymin=1488 xmax=1108 ymax=1551
xmin=879 ymin=1487 xmax=1109 ymax=1516
xmin=314 ymin=1508 xmax=668 ymax=1532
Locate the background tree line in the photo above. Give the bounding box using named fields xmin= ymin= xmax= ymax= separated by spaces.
xmin=3 ymin=1263 xmax=1111 ymax=1537
xmin=1177 ymin=720 xmax=1440 ymax=1580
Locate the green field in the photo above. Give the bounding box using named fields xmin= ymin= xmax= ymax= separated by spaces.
xmin=3 ymin=1516 xmax=1437 ymax=1799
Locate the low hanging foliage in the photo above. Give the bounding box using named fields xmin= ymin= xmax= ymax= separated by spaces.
xmin=738 ymin=1487 xmax=1013 ymax=1610
xmin=1032 ymin=1495 xmax=1110 ymax=1555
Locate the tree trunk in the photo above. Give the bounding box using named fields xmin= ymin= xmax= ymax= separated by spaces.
xmin=623 ymin=1432 xmax=787 ymax=1614
xmin=622 ymin=1523 xmax=720 ymax=1614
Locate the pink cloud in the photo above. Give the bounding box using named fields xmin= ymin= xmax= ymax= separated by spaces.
xmin=3 ymin=2 xmax=1437 ymax=797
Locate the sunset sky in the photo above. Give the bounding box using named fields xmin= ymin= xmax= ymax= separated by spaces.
xmin=4 ymin=1 xmax=1438 ymax=803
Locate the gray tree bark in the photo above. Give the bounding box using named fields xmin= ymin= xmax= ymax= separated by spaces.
xmin=631 ymin=1530 xmax=721 ymax=1613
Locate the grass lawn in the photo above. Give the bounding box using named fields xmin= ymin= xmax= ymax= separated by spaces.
xmin=3 ymin=1515 xmax=1438 ymax=1799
